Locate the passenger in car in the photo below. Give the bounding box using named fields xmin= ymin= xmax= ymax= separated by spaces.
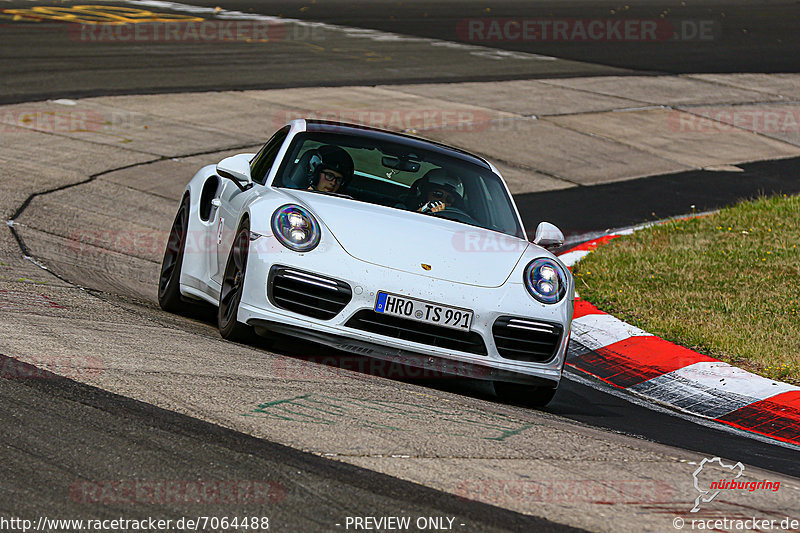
xmin=307 ymin=145 xmax=354 ymax=193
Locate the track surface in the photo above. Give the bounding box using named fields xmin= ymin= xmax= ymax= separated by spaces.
xmin=0 ymin=0 xmax=627 ymax=104
xmin=2 ymin=1 xmax=800 ymax=531
xmin=0 ymin=354 xmax=572 ymax=532
xmin=517 ymin=156 xmax=800 ymax=239
xmin=3 ymin=0 xmax=800 ymax=103
xmin=186 ymin=0 xmax=800 ymax=73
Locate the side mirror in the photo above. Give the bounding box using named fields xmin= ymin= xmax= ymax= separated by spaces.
xmin=533 ymin=222 xmax=564 ymax=250
xmin=216 ymin=155 xmax=253 ymax=191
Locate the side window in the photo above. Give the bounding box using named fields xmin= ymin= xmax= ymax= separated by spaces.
xmin=250 ymin=126 xmax=290 ymax=184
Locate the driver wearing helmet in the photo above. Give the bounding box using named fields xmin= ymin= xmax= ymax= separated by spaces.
xmin=307 ymin=145 xmax=354 ymax=193
xmin=414 ymin=169 xmax=464 ymax=214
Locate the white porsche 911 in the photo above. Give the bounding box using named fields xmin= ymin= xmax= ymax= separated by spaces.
xmin=158 ymin=119 xmax=574 ymax=406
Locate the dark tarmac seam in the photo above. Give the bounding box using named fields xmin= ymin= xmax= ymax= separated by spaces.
xmin=515 ymin=156 xmax=800 ymax=239
xmin=7 ymin=143 xmax=261 ymax=259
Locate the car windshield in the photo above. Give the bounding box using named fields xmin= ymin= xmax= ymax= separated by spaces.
xmin=272 ymin=131 xmax=524 ymax=238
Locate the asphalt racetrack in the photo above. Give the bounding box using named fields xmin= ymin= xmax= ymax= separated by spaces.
xmin=3 ymin=0 xmax=800 ymax=103
xmin=1 ymin=1 xmax=799 ymax=531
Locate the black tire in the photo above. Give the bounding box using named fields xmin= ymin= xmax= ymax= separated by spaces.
xmin=218 ymin=219 xmax=256 ymax=342
xmin=494 ymin=381 xmax=557 ymax=407
xmin=158 ymin=195 xmax=190 ymax=312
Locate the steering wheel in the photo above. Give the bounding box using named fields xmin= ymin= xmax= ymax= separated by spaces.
xmin=434 ymin=206 xmax=478 ymax=225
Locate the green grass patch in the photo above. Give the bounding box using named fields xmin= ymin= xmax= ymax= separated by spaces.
xmin=573 ymin=193 xmax=800 ymax=385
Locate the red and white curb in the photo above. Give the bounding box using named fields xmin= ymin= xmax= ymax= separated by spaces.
xmin=558 ymin=235 xmax=800 ymax=447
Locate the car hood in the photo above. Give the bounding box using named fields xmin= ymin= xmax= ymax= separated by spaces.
xmin=283 ymin=190 xmax=529 ymax=287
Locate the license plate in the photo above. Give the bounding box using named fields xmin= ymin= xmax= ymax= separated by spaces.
xmin=374 ymin=291 xmax=473 ymax=331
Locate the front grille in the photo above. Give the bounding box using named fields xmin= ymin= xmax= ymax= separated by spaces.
xmin=345 ymin=310 xmax=487 ymax=355
xmin=268 ymin=266 xmax=352 ymax=320
xmin=492 ymin=316 xmax=562 ymax=362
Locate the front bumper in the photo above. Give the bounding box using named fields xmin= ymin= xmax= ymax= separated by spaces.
xmin=248 ymin=319 xmax=559 ymax=386
xmin=237 ymin=236 xmax=573 ymax=386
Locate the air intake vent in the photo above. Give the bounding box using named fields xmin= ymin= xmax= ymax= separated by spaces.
xmin=268 ymin=266 xmax=352 ymax=320
xmin=492 ymin=316 xmax=562 ymax=362
xmin=345 ymin=310 xmax=487 ymax=355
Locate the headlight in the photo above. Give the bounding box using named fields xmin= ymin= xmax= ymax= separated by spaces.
xmin=523 ymin=258 xmax=567 ymax=304
xmin=271 ymin=204 xmax=320 ymax=252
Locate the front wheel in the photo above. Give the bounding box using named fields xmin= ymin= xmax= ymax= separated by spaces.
xmin=494 ymin=381 xmax=557 ymax=407
xmin=218 ymin=220 xmax=256 ymax=342
xmin=158 ymin=195 xmax=190 ymax=312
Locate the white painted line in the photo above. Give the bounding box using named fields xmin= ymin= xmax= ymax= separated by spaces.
xmin=630 ymin=374 xmax=758 ymax=419
xmin=564 ymin=369 xmax=800 ymax=451
xmin=561 ymin=211 xmax=719 ymax=249
xmin=666 ymin=361 xmax=798 ymax=400
xmin=125 ymin=0 xmax=557 ymax=61
xmin=629 ymin=362 xmax=798 ymax=419
xmin=612 ymin=105 xmax=669 ymax=112
xmin=558 ymin=249 xmax=591 ymax=267
xmin=571 ymin=313 xmax=651 ymax=351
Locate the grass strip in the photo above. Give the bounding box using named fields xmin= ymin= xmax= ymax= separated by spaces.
xmin=573 ymin=193 xmax=800 ymax=384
